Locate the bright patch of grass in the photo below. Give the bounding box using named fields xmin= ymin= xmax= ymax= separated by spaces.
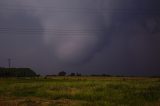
xmin=0 ymin=77 xmax=160 ymax=106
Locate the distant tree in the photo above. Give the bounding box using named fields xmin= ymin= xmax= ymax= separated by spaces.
xmin=70 ymin=73 xmax=75 ymax=76
xmin=58 ymin=71 xmax=66 ymax=76
xmin=76 ymin=73 xmax=81 ymax=76
xmin=36 ymin=74 xmax=41 ymax=77
xmin=91 ymin=74 xmax=97 ymax=76
xmin=101 ymin=74 xmax=111 ymax=77
xmin=45 ymin=74 xmax=56 ymax=78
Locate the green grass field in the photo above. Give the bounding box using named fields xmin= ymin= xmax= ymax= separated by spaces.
xmin=0 ymin=77 xmax=160 ymax=106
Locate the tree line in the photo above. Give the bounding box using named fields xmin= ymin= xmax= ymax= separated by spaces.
xmin=46 ymin=71 xmax=111 ymax=77
xmin=0 ymin=68 xmax=112 ymax=78
xmin=58 ymin=71 xmax=82 ymax=76
xmin=0 ymin=68 xmax=37 ymax=77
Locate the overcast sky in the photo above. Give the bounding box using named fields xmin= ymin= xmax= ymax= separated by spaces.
xmin=0 ymin=0 xmax=160 ymax=75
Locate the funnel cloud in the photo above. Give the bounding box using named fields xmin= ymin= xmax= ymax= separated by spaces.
xmin=0 ymin=0 xmax=160 ymax=75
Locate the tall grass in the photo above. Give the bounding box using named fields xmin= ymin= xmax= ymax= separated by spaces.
xmin=0 ymin=77 xmax=160 ymax=106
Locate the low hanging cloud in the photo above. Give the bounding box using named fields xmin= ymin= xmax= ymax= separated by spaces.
xmin=41 ymin=0 xmax=110 ymax=64
xmin=0 ymin=0 xmax=160 ymax=75
xmin=11 ymin=0 xmax=111 ymax=64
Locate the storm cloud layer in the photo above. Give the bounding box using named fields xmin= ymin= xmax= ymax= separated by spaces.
xmin=0 ymin=0 xmax=160 ymax=75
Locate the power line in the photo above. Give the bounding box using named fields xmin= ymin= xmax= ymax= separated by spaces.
xmin=0 ymin=6 xmax=160 ymax=15
xmin=0 ymin=9 xmax=160 ymax=14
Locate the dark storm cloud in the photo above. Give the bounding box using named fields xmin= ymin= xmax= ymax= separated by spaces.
xmin=0 ymin=0 xmax=46 ymax=71
xmin=34 ymin=0 xmax=111 ymax=65
xmin=0 ymin=0 xmax=160 ymax=75
xmin=90 ymin=0 xmax=160 ymax=75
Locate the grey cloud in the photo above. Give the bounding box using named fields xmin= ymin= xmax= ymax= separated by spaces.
xmin=0 ymin=0 xmax=45 ymax=71
xmin=0 ymin=0 xmax=160 ymax=75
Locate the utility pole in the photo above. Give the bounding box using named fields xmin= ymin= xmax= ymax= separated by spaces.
xmin=8 ymin=58 xmax=11 ymax=68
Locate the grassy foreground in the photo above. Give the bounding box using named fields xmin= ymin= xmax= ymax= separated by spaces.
xmin=0 ymin=77 xmax=160 ymax=106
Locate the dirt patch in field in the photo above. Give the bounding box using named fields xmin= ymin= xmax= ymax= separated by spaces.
xmin=0 ymin=97 xmax=81 ymax=106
